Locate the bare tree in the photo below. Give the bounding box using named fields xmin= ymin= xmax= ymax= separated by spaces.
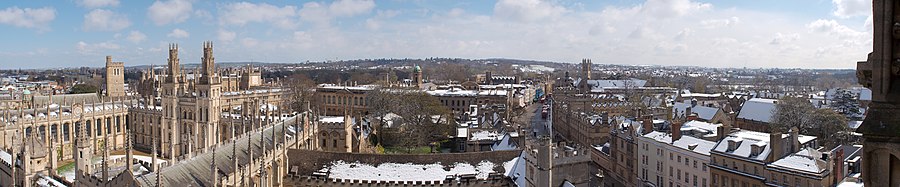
xmin=771 ymin=96 xmax=850 ymax=148
xmin=287 ymin=73 xmax=320 ymax=113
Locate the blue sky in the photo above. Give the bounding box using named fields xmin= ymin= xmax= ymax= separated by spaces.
xmin=0 ymin=0 xmax=873 ymax=69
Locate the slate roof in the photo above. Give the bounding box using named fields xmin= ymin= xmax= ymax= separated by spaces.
xmin=673 ymin=102 xmax=720 ymax=121
xmin=136 ymin=116 xmax=298 ymax=187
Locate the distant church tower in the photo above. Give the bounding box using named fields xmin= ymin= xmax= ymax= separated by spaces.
xmin=578 ymin=59 xmax=593 ymax=92
xmin=413 ymin=64 xmax=423 ymax=88
xmin=105 ymin=56 xmax=125 ymax=98
xmin=581 ymin=59 xmax=592 ymax=80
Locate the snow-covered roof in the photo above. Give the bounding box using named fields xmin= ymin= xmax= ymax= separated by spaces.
xmin=768 ymin=148 xmax=828 ymax=174
xmin=574 ymin=78 xmax=647 ymax=89
xmin=504 ymin=152 xmax=527 ymax=187
xmin=322 ymin=160 xmax=499 ymax=181
xmin=0 ymin=149 xmax=11 ymax=164
xmin=673 ymin=102 xmax=720 ymax=121
xmin=848 ymin=120 xmax=862 ymax=129
xmin=642 ymin=131 xmax=717 ymax=156
xmin=712 ymin=130 xmax=772 ymax=162
xmin=491 ymin=133 xmax=518 ymax=151
xmin=319 ymin=116 xmax=345 ymax=124
xmin=737 ymin=98 xmax=778 ymax=123
xmin=470 ymin=130 xmax=502 ymax=141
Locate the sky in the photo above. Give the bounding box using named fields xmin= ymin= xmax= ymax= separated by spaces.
xmin=0 ymin=0 xmax=874 ymax=69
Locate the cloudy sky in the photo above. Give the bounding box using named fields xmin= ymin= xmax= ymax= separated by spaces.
xmin=0 ymin=0 xmax=874 ymax=69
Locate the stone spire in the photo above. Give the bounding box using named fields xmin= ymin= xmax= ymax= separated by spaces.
xmin=126 ymin=115 xmax=133 ymax=174
xmin=232 ymin=114 xmax=238 ymax=186
xmin=152 ymin=134 xmax=159 ymax=187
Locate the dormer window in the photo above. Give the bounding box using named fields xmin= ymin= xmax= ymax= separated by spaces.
xmin=727 ymin=138 xmax=743 ymax=152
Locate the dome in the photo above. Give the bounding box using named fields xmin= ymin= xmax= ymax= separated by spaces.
xmin=414 ymin=64 xmax=421 ymax=72
xmin=22 ymin=89 xmax=31 ymax=95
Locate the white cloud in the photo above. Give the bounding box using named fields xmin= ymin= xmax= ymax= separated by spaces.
xmin=126 ymin=30 xmax=147 ymax=43
xmin=147 ymin=0 xmax=192 ymax=25
xmin=76 ymin=41 xmax=120 ymax=54
xmin=0 ymin=6 xmax=56 ymax=31
xmin=832 ymin=0 xmax=870 ymax=18
xmin=299 ymin=0 xmax=376 ymax=25
xmin=218 ymin=30 xmax=236 ymax=42
xmin=329 ymin=0 xmax=375 ymax=17
xmin=769 ymin=33 xmax=799 ymax=45
xmin=673 ymin=28 xmax=692 ymax=41
xmin=77 ymin=0 xmax=119 ymax=8
xmin=700 ymin=17 xmax=740 ymax=29
xmin=83 ymin=9 xmax=131 ymax=31
xmin=167 ymin=28 xmax=189 ymax=38
xmin=641 ymin=0 xmax=712 ymax=18
xmin=493 ymin=0 xmax=566 ymax=22
xmin=807 ymin=19 xmax=865 ymax=39
xmin=219 ymin=2 xmax=298 ymax=29
xmin=241 ymin=38 xmax=259 ymax=47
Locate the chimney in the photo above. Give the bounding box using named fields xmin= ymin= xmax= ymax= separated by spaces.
xmin=685 ymin=105 xmax=693 ymax=121
xmin=716 ymin=125 xmax=727 ymax=141
xmin=642 ymin=115 xmax=653 ymax=135
xmin=790 ymin=127 xmax=800 ymax=153
xmin=671 ymin=121 xmax=682 ymax=142
xmin=770 ymin=131 xmax=784 ymax=159
xmin=686 ymin=113 xmax=698 ymax=121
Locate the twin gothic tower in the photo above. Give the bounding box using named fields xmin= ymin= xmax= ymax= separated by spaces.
xmin=159 ymin=41 xmax=223 ymax=160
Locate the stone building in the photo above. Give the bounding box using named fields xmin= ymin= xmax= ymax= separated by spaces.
xmin=708 ymin=129 xmax=824 ymax=187
xmin=105 ymin=56 xmax=126 ymax=98
xmin=637 ymin=120 xmax=721 ymax=187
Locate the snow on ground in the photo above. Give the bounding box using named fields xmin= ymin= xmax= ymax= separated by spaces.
xmin=323 ymin=160 xmax=499 ymax=181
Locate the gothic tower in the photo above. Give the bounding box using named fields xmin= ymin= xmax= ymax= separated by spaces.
xmin=581 ymin=59 xmax=592 ymax=80
xmin=197 ymin=41 xmax=222 ymax=149
xmin=162 ymin=43 xmax=181 ymax=162
xmin=856 ymin=0 xmax=900 ymax=185
xmin=105 ymin=56 xmax=126 ymax=98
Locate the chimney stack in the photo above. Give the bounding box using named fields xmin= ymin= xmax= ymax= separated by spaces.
xmin=642 ymin=115 xmax=653 ymax=135
xmin=671 ymin=121 xmax=682 ymax=142
xmin=770 ymin=131 xmax=784 ymax=159
xmin=790 ymin=127 xmax=800 ymax=153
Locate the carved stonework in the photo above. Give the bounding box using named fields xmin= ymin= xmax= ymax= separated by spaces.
xmin=857 ymin=0 xmax=900 ymax=186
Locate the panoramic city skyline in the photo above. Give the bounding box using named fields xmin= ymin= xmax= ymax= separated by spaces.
xmin=1 ymin=0 xmax=874 ymax=69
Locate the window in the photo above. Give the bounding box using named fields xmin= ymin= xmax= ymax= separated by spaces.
xmin=670 ymin=153 xmax=673 ymax=160
xmin=677 ymin=169 xmax=681 ymax=179
xmin=693 ymin=160 xmax=697 ymax=168
xmin=702 ymin=178 xmax=707 ymax=187
xmin=693 ymin=175 xmax=697 ymax=186
xmin=678 ymin=155 xmax=681 ymax=163
xmin=670 ymin=166 xmax=673 ymax=177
